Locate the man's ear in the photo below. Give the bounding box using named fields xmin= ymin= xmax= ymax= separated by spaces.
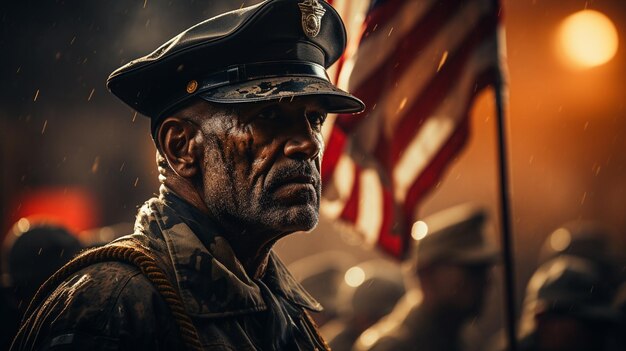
xmin=157 ymin=117 xmax=202 ymax=178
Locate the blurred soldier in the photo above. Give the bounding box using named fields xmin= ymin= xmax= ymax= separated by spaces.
xmin=11 ymin=0 xmax=364 ymax=350
xmin=355 ymin=204 xmax=499 ymax=351
xmin=288 ymin=251 xmax=357 ymax=327
xmin=321 ymin=259 xmax=406 ymax=351
xmin=538 ymin=221 xmax=620 ymax=292
xmin=1 ymin=222 xmax=82 ymax=349
xmin=538 ymin=221 xmax=611 ymax=264
xmin=487 ymin=220 xmax=623 ymax=351
xmin=4 ymin=223 xmax=83 ymax=314
xmin=516 ymin=255 xmax=621 ymax=351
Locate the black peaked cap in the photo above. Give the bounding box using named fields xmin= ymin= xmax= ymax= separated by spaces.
xmin=106 ymin=0 xmax=364 ymax=137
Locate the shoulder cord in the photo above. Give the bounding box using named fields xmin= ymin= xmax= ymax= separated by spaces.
xmin=303 ymin=309 xmax=332 ymax=351
xmin=21 ymin=242 xmax=203 ymax=351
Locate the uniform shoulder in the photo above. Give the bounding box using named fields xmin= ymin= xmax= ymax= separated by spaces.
xmin=48 ymin=261 xmax=156 ymax=315
xmin=13 ymin=261 xmax=180 ymax=350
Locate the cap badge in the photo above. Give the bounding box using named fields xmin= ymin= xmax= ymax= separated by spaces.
xmin=298 ymin=0 xmax=326 ymax=39
xmin=186 ymin=80 xmax=198 ymax=94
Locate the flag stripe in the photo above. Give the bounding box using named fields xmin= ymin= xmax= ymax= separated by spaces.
xmin=405 ymin=115 xmax=470 ymax=219
xmin=339 ymin=163 xmax=361 ymax=223
xmin=338 ymin=0 xmax=435 ymax=93
xmin=336 ymin=0 xmax=459 ymax=133
xmin=390 ymin=14 xmax=499 ymax=167
xmin=403 ymin=68 xmax=498 ymax=220
xmin=378 ymin=0 xmax=494 ymax=140
xmin=321 ymin=125 xmax=347 ymax=184
xmin=321 ymin=153 xmax=357 ymax=218
xmin=393 ymin=38 xmax=500 ymax=203
xmin=356 ymin=168 xmax=384 ymax=245
xmin=362 ymin=0 xmax=495 ymax=172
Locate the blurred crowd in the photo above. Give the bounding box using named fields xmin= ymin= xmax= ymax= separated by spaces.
xmin=294 ymin=204 xmax=626 ymax=351
xmin=1 ymin=203 xmax=624 ymax=350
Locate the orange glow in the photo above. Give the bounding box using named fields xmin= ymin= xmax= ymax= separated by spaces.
xmin=558 ymin=10 xmax=618 ymax=68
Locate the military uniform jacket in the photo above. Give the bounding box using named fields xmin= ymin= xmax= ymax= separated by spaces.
xmin=12 ymin=187 xmax=327 ymax=350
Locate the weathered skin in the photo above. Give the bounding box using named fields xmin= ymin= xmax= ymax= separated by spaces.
xmin=157 ymin=98 xmax=325 ymax=280
xmin=12 ymin=187 xmax=326 ymax=350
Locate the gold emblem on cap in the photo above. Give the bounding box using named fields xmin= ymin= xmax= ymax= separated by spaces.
xmin=186 ymin=80 xmax=198 ymax=94
xmin=298 ymin=0 xmax=326 ymax=39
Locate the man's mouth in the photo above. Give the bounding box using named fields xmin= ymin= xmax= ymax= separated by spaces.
xmin=267 ymin=166 xmax=320 ymax=202
xmin=272 ymin=175 xmax=317 ymax=195
xmin=267 ymin=164 xmax=319 ymax=191
xmin=277 ymin=175 xmax=316 ymax=187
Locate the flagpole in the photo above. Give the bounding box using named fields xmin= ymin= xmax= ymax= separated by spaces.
xmin=494 ymin=77 xmax=518 ymax=351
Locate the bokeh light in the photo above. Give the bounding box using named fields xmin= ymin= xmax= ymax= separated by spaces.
xmin=411 ymin=221 xmax=429 ymax=241
xmin=15 ymin=218 xmax=31 ymax=236
xmin=558 ymin=10 xmax=618 ymax=68
xmin=549 ymin=228 xmax=572 ymax=252
xmin=344 ymin=266 xmax=366 ymax=287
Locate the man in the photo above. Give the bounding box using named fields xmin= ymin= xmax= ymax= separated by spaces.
xmin=537 ymin=221 xmax=620 ymax=293
xmin=4 ymin=224 xmax=83 ymax=311
xmin=354 ymin=204 xmax=499 ymax=351
xmin=515 ymin=255 xmax=621 ymax=351
xmin=1 ymin=224 xmax=83 ymax=350
xmin=11 ymin=0 xmax=364 ymax=350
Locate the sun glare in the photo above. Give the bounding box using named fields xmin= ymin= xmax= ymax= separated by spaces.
xmin=558 ymin=10 xmax=618 ymax=68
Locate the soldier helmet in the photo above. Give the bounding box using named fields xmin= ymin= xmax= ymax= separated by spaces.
xmin=518 ymin=255 xmax=620 ymax=338
xmin=412 ymin=203 xmax=500 ymax=270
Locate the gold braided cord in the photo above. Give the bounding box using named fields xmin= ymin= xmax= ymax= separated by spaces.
xmin=23 ymin=242 xmax=203 ymax=351
xmin=303 ymin=309 xmax=331 ymax=350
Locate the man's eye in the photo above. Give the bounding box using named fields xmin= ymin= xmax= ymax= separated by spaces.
xmin=257 ymin=108 xmax=278 ymax=120
xmin=307 ymin=111 xmax=327 ymax=130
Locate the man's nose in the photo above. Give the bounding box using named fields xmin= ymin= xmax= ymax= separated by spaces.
xmin=283 ymin=119 xmax=321 ymax=160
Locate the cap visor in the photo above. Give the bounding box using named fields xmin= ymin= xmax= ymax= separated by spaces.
xmin=198 ymin=76 xmax=365 ymax=113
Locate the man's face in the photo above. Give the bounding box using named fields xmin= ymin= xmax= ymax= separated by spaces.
xmin=194 ymin=97 xmax=326 ymax=237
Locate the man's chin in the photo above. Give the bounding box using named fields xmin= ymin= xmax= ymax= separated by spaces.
xmin=267 ymin=203 xmax=319 ymax=233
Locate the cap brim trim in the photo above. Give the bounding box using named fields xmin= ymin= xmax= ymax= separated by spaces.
xmin=198 ymin=76 xmax=365 ymax=114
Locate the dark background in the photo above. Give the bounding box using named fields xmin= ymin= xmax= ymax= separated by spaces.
xmin=2 ymin=0 xmax=626 ymax=346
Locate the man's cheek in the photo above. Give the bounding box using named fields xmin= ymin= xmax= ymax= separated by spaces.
xmin=315 ymin=135 xmax=324 ymax=171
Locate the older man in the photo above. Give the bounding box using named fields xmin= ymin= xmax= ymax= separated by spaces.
xmin=11 ymin=1 xmax=363 ymax=350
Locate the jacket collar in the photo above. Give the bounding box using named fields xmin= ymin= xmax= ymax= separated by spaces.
xmin=135 ymin=186 xmax=322 ymax=318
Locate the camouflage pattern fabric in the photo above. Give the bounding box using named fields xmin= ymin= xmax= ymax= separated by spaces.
xmin=12 ymin=186 xmax=327 ymax=350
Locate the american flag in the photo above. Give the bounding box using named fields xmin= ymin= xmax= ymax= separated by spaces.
xmin=321 ymin=0 xmax=507 ymax=258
